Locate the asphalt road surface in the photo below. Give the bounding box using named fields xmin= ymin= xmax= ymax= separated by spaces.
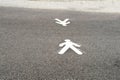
xmin=0 ymin=7 xmax=120 ymax=80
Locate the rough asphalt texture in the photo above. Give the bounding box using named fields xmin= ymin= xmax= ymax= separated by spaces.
xmin=0 ymin=7 xmax=120 ymax=80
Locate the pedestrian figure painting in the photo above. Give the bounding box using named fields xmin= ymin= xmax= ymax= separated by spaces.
xmin=55 ymin=18 xmax=70 ymax=26
xmin=58 ymin=39 xmax=83 ymax=55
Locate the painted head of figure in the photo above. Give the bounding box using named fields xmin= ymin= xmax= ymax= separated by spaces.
xmin=65 ymin=39 xmax=71 ymax=42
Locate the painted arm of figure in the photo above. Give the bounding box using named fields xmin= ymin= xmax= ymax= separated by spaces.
xmin=64 ymin=18 xmax=70 ymax=24
xmin=72 ymin=42 xmax=81 ymax=47
xmin=59 ymin=42 xmax=66 ymax=47
xmin=55 ymin=21 xmax=61 ymax=24
xmin=66 ymin=21 xmax=70 ymax=24
xmin=55 ymin=18 xmax=61 ymax=21
xmin=63 ymin=18 xmax=69 ymax=22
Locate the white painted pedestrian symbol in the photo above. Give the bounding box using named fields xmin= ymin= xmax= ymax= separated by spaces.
xmin=58 ymin=39 xmax=83 ymax=55
xmin=55 ymin=18 xmax=70 ymax=26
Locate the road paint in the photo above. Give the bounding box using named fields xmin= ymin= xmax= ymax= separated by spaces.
xmin=58 ymin=39 xmax=83 ymax=55
xmin=55 ymin=18 xmax=70 ymax=26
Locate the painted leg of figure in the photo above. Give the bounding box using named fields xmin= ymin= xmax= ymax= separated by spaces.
xmin=70 ymin=46 xmax=83 ymax=55
xmin=58 ymin=46 xmax=69 ymax=54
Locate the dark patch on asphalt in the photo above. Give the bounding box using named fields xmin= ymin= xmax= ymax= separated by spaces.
xmin=114 ymin=59 xmax=120 ymax=69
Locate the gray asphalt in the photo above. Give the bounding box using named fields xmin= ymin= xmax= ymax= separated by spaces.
xmin=0 ymin=7 xmax=120 ymax=80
